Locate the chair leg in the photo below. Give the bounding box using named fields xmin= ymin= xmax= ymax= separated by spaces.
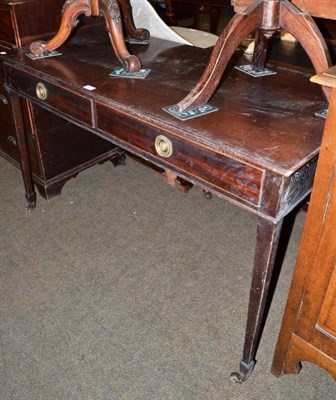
xmin=30 ymin=0 xmax=92 ymax=56
xmin=117 ymin=0 xmax=150 ymax=41
xmin=252 ymin=29 xmax=274 ymax=72
xmin=99 ymin=0 xmax=141 ymax=72
xmin=176 ymin=0 xmax=263 ymax=112
xmin=280 ymin=0 xmax=331 ymax=100
xmin=29 ymin=0 xmax=141 ymax=72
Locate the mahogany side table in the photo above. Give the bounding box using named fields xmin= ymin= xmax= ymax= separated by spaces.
xmin=1 ymin=37 xmax=326 ymax=382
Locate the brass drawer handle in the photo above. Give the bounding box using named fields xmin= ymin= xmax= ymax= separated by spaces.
xmin=155 ymin=135 xmax=173 ymax=158
xmin=36 ymin=82 xmax=48 ymax=100
xmin=0 ymin=94 xmax=8 ymax=104
xmin=7 ymin=136 xmax=17 ymax=146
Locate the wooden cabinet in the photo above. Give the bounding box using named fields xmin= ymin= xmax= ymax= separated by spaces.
xmin=0 ymin=0 xmax=120 ymax=199
xmin=271 ymin=67 xmax=336 ymax=380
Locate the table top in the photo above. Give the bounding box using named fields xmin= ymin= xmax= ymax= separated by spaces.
xmin=2 ymin=26 xmax=326 ymax=176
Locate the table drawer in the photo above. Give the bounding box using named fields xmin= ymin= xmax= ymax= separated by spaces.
xmin=5 ymin=66 xmax=94 ymax=126
xmin=96 ymin=103 xmax=264 ymax=207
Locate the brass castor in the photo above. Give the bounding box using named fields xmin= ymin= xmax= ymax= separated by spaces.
xmin=229 ymin=371 xmax=246 ymax=384
xmin=229 ymin=360 xmax=255 ymax=383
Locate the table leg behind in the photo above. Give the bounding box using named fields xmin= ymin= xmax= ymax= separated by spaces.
xmin=9 ymin=93 xmax=36 ymax=210
xmin=230 ymin=217 xmax=283 ymax=382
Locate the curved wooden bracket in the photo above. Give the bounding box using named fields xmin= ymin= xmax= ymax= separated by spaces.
xmin=177 ymin=0 xmax=331 ymax=112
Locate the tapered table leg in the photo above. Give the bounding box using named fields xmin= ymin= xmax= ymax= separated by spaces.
xmin=230 ymin=217 xmax=283 ymax=382
xmin=8 ymin=93 xmax=36 ymax=210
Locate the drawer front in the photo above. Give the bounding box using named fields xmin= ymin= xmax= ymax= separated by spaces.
xmin=0 ymin=83 xmax=19 ymax=160
xmin=0 ymin=116 xmax=19 ymax=161
xmin=6 ymin=66 xmax=93 ymax=126
xmin=96 ymin=103 xmax=263 ymax=207
xmin=0 ymin=83 xmax=10 ymax=113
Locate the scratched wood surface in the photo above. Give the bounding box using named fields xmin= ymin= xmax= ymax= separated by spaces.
xmin=4 ymin=27 xmax=325 ymax=175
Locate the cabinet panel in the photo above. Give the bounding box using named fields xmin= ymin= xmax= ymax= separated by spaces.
xmin=272 ymin=70 xmax=336 ymax=380
xmin=317 ymin=252 xmax=336 ymax=339
xmin=0 ymin=7 xmax=15 ymax=48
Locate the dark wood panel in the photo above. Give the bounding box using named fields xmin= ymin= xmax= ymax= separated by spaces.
xmin=30 ymin=102 xmax=118 ymax=180
xmin=0 ymin=7 xmax=15 ymax=47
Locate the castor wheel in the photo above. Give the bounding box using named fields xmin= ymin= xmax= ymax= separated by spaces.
xmin=229 ymin=371 xmax=246 ymax=384
xmin=230 ymin=360 xmax=255 ymax=383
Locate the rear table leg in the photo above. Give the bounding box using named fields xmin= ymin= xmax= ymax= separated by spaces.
xmin=9 ymin=93 xmax=36 ymax=210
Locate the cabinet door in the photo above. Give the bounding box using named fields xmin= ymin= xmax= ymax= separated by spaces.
xmin=272 ymin=86 xmax=336 ymax=380
xmin=293 ymin=169 xmax=336 ymax=370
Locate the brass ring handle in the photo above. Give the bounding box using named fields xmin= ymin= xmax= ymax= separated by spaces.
xmin=7 ymin=136 xmax=17 ymax=146
xmin=155 ymin=135 xmax=173 ymax=158
xmin=0 ymin=94 xmax=8 ymax=104
xmin=36 ymin=82 xmax=48 ymax=100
